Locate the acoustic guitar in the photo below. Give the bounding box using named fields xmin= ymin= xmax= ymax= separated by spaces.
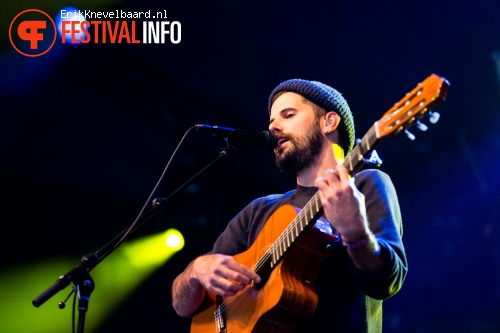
xmin=191 ymin=74 xmax=450 ymax=333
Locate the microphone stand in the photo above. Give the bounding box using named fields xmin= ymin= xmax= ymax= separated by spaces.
xmin=32 ymin=143 xmax=237 ymax=333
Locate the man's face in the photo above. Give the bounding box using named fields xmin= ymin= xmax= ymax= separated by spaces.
xmin=269 ymin=92 xmax=324 ymax=177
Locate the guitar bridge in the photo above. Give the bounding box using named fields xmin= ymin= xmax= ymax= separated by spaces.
xmin=214 ymin=297 xmax=227 ymax=333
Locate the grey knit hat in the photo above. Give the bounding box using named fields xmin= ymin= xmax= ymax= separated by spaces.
xmin=268 ymin=79 xmax=355 ymax=154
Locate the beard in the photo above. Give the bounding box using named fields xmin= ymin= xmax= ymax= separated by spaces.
xmin=274 ymin=118 xmax=324 ymax=177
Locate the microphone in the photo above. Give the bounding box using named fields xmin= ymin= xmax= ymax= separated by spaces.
xmin=195 ymin=124 xmax=278 ymax=149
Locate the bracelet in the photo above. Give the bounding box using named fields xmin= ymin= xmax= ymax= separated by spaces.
xmin=342 ymin=234 xmax=370 ymax=250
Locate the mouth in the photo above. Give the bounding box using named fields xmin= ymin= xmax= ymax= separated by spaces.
xmin=274 ymin=136 xmax=290 ymax=153
xmin=278 ymin=137 xmax=288 ymax=145
xmin=277 ymin=136 xmax=289 ymax=146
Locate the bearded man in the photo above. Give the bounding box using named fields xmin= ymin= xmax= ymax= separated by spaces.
xmin=171 ymin=79 xmax=407 ymax=333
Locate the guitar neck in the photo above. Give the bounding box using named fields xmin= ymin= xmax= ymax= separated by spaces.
xmin=264 ymin=191 xmax=323 ymax=269
xmin=343 ymin=123 xmax=381 ymax=176
xmin=261 ymin=73 xmax=450 ymax=274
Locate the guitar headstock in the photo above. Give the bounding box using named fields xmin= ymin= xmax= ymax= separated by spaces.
xmin=376 ymin=74 xmax=449 ymax=138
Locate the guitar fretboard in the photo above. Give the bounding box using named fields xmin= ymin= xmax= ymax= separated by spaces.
xmin=344 ymin=124 xmax=381 ymax=174
xmin=268 ymin=192 xmax=323 ymax=267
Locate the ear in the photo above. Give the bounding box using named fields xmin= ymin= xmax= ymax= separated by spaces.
xmin=323 ymin=111 xmax=340 ymax=134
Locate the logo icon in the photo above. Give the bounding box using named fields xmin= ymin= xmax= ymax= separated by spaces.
xmin=9 ymin=9 xmax=57 ymax=57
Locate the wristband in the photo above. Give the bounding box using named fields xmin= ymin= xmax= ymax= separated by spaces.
xmin=342 ymin=234 xmax=370 ymax=250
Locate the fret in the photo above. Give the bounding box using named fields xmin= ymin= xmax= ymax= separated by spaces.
xmin=374 ymin=122 xmax=381 ymax=140
xmin=367 ymin=125 xmax=379 ymax=149
xmin=312 ymin=193 xmax=320 ymax=215
xmin=364 ymin=133 xmax=371 ymax=151
xmin=343 ymin=129 xmax=381 ymax=175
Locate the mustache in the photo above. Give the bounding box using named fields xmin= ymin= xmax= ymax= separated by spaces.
xmin=273 ymin=131 xmax=293 ymax=141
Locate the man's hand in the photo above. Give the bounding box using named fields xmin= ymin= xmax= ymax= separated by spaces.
xmin=314 ymin=164 xmax=369 ymax=242
xmin=191 ymin=254 xmax=261 ymax=297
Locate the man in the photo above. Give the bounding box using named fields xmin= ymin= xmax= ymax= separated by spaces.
xmin=171 ymin=79 xmax=407 ymax=332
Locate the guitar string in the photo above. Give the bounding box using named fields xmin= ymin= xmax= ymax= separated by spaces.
xmin=218 ymin=194 xmax=321 ymax=318
xmin=216 ymin=125 xmax=379 ymax=321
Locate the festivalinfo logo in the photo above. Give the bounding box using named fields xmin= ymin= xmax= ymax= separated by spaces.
xmin=9 ymin=7 xmax=182 ymax=57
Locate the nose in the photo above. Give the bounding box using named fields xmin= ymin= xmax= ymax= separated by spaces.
xmin=269 ymin=117 xmax=282 ymax=134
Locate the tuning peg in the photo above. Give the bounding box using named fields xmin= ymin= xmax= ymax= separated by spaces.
xmin=416 ymin=121 xmax=428 ymax=131
xmin=429 ymin=111 xmax=440 ymax=124
xmin=405 ymin=129 xmax=415 ymax=141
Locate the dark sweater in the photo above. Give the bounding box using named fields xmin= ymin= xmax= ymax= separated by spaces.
xmin=208 ymin=168 xmax=407 ymax=333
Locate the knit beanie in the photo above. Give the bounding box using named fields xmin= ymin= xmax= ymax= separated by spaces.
xmin=268 ymin=79 xmax=355 ymax=154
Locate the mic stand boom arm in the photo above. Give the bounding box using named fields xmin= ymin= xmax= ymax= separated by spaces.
xmin=32 ymin=145 xmax=235 ymax=333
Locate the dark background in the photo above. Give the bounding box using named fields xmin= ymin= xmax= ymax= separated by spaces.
xmin=1 ymin=0 xmax=499 ymax=332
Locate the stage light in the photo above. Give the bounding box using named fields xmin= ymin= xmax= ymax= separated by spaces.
xmin=0 ymin=228 xmax=185 ymax=333
xmin=55 ymin=6 xmax=88 ymax=45
xmin=166 ymin=229 xmax=184 ymax=248
xmin=122 ymin=228 xmax=185 ymax=267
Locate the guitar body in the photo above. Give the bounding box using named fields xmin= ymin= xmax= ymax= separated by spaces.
xmin=191 ymin=204 xmax=337 ymax=333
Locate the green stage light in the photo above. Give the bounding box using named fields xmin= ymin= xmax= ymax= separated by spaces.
xmin=122 ymin=228 xmax=185 ymax=267
xmin=0 ymin=228 xmax=184 ymax=333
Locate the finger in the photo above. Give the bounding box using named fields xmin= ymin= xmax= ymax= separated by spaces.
xmin=226 ymin=260 xmax=261 ymax=284
xmin=315 ymin=176 xmax=328 ymax=189
xmin=335 ymin=164 xmax=350 ymax=182
xmin=213 ymin=257 xmax=259 ymax=284
xmin=208 ymin=279 xmax=245 ymax=297
xmin=324 ymin=168 xmax=344 ymax=187
xmin=324 ymin=168 xmax=336 ymax=179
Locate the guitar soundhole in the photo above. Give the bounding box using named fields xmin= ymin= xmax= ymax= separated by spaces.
xmin=254 ymin=255 xmax=273 ymax=290
xmin=254 ymin=270 xmax=271 ymax=290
